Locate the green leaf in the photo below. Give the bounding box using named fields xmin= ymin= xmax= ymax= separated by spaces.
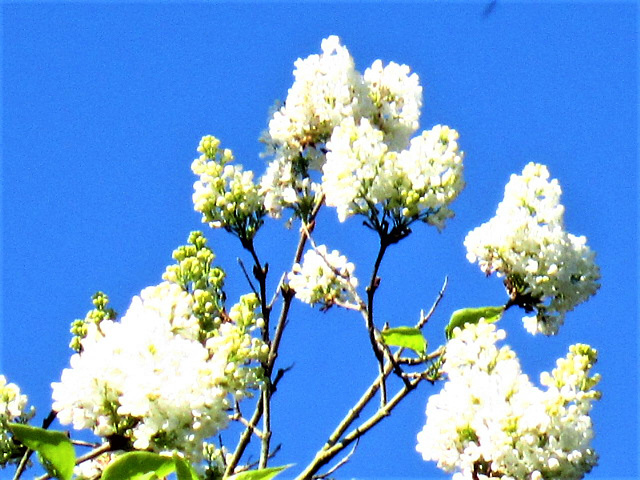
xmin=102 ymin=451 xmax=175 ymax=480
xmin=445 ymin=306 xmax=504 ymax=339
xmin=381 ymin=326 xmax=427 ymax=356
xmin=174 ymin=454 xmax=199 ymax=480
xmin=227 ymin=464 xmax=293 ymax=480
xmin=8 ymin=423 xmax=75 ymax=480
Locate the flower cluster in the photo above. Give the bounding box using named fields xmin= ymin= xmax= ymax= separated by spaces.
xmin=192 ymin=135 xmax=265 ymax=242
xmin=323 ymin=119 xmax=464 ymax=230
xmin=264 ymin=35 xmax=370 ymax=160
xmin=464 ymin=163 xmax=600 ymax=335
xmin=0 ymin=375 xmax=34 ymax=467
xmin=260 ymin=36 xmax=464 ymax=229
xmin=364 ymin=59 xmax=422 ymax=150
xmin=52 ymin=287 xmax=232 ymax=459
xmin=162 ymin=231 xmax=227 ymax=340
xmin=416 ymin=320 xmax=600 ymax=480
xmin=287 ymin=245 xmax=359 ymax=310
xmin=52 ymin=235 xmax=267 ymax=462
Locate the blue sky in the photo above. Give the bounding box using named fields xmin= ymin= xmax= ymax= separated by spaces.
xmin=2 ymin=2 xmax=638 ymax=479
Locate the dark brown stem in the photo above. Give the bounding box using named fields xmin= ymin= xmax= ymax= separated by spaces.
xmin=365 ymin=239 xmax=389 ymax=404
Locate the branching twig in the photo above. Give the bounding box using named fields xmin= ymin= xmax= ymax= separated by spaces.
xmin=272 ymin=364 xmax=294 ymax=391
xmin=226 ymin=195 xmax=325 ymax=476
xmin=235 ymin=443 xmax=282 ymax=474
xmin=416 ymin=276 xmax=448 ymax=330
xmin=230 ymin=412 xmax=264 ymax=438
xmin=313 ymin=438 xmax=359 ymax=479
xmin=238 ymin=258 xmax=259 ymax=297
xmin=225 ymin=398 xmax=264 ymax=476
xmin=295 ymin=375 xmax=424 ymax=480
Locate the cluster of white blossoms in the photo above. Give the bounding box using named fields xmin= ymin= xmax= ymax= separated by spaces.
xmin=464 ymin=163 xmax=600 ymax=335
xmin=363 ymin=59 xmax=422 ymax=150
xmin=260 ymin=35 xmax=464 ymax=228
xmin=0 ymin=376 xmax=34 ymax=467
xmin=265 ymin=35 xmax=370 ymax=158
xmin=259 ymin=155 xmax=321 ymax=219
xmin=52 ymin=282 xmax=267 ymax=461
xmin=288 ymin=245 xmax=359 ymax=310
xmin=192 ymin=135 xmax=264 ymax=241
xmin=323 ymin=119 xmax=463 ymax=228
xmin=417 ymin=320 xmax=600 ymax=480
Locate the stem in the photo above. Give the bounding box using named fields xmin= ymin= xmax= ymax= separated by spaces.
xmin=259 ymin=389 xmax=271 ymax=469
xmin=365 ymin=239 xmax=389 ymax=405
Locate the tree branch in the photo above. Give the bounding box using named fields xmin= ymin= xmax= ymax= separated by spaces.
xmin=226 ymin=195 xmax=324 ymax=475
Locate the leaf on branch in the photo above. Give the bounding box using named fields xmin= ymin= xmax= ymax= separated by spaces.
xmin=381 ymin=326 xmax=427 ymax=356
xmin=227 ymin=464 xmax=293 ymax=480
xmin=101 ymin=451 xmax=175 ymax=480
xmin=174 ymin=453 xmax=200 ymax=480
xmin=8 ymin=423 xmax=75 ymax=480
xmin=445 ymin=306 xmax=504 ymax=339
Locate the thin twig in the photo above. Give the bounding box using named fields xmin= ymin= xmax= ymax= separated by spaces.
xmin=225 ymin=399 xmax=264 ymax=476
xmin=295 ymin=375 xmax=424 ymax=480
xmin=230 ymin=413 xmax=264 ymax=438
xmin=238 ymin=258 xmax=259 ymax=296
xmin=235 ymin=443 xmax=282 ymax=473
xmin=267 ymin=273 xmax=286 ymax=311
xmin=313 ymin=438 xmax=359 ymax=479
xmin=259 ymin=387 xmax=272 ymax=468
xmin=272 ymin=364 xmax=294 ymax=391
xmin=72 ymin=439 xmax=101 ymax=448
xmin=416 ymin=276 xmax=448 ymax=329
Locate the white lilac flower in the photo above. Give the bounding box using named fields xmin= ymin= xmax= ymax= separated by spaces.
xmin=52 ymin=283 xmax=265 ymax=462
xmin=322 ymin=118 xmax=464 ymax=230
xmin=464 ymin=163 xmax=600 ymax=335
xmin=261 ymin=36 xmax=464 ymax=228
xmin=322 ymin=117 xmax=392 ymax=222
xmin=259 ymin=155 xmax=321 ymax=219
xmin=417 ymin=320 xmax=600 ymax=480
xmin=287 ymin=245 xmax=359 ymax=310
xmin=265 ymin=35 xmax=370 ymax=159
xmin=192 ymin=136 xmax=264 ymax=240
xmin=0 ymin=375 xmax=35 ymax=467
xmin=396 ymin=125 xmax=465 ymax=230
xmin=364 ymin=59 xmax=423 ymax=150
